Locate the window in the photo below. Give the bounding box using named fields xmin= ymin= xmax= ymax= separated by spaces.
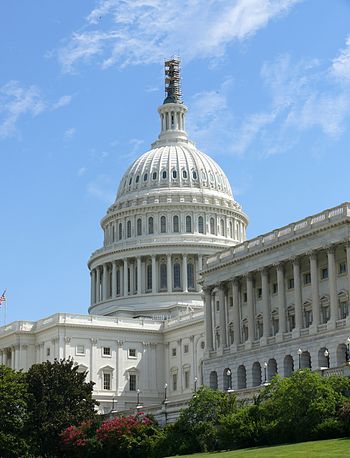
xmin=216 ymin=300 xmax=220 ymax=311
xmin=321 ymin=267 xmax=328 ymax=279
xmin=172 ymin=373 xmax=177 ymax=391
xmin=136 ymin=175 xmax=140 ymax=183
xmin=173 ymin=263 xmax=181 ymax=289
xmin=304 ymin=309 xmax=313 ymax=328
xmin=172 ymin=170 xmax=177 ymax=179
xmin=184 ymin=344 xmax=189 ymax=353
xmin=339 ymin=300 xmax=349 ymax=319
xmin=76 ymin=345 xmax=85 ymax=355
xmin=198 ymin=216 xmax=204 ymax=234
xmin=127 ymin=220 xmax=131 ymax=238
xmin=148 ymin=217 xmax=154 ymax=234
xmin=160 ymin=216 xmax=166 ymax=233
xmin=187 ymin=263 xmax=194 ymax=289
xmin=172 ymin=348 xmax=176 ymax=357
xmin=210 ymin=217 xmax=215 ymax=234
xmin=129 ymin=177 xmax=132 ymax=185
xmin=304 ymin=272 xmax=311 ymax=285
xmin=103 ymin=373 xmax=111 ymax=390
xmin=103 ymin=347 xmax=111 ymax=356
xmin=182 ymin=170 xmax=188 ymax=179
xmin=143 ymin=173 xmax=148 ymax=181
xmin=287 ymin=309 xmax=295 ymax=332
xmin=118 ymin=223 xmax=123 ymax=240
xmin=152 ymin=171 xmax=157 ymax=180
xmin=147 ymin=264 xmax=152 ymax=290
xmin=272 ymin=315 xmax=279 ymax=335
xmin=160 ymin=263 xmax=167 ymax=290
xmin=192 ymin=170 xmax=197 ymax=179
xmin=220 ymin=219 xmax=225 ymax=236
xmin=129 ymin=348 xmax=136 ymax=358
xmin=186 ymin=215 xmax=192 ymax=233
xmin=200 ymin=341 xmax=205 ymax=350
xmin=162 ymin=170 xmax=167 ymax=179
xmin=173 ymin=215 xmax=179 ymax=232
xmin=184 ymin=370 xmax=190 ymax=389
xmin=272 ymin=283 xmax=278 ymax=294
xmin=257 ymin=288 xmax=262 ymax=299
xmin=46 ymin=348 xmax=50 ymax=357
xmin=137 ymin=218 xmax=142 ymax=236
xmin=116 ymin=270 xmax=121 ymax=295
xmin=229 ymin=221 xmax=233 ymax=238
xmin=229 ymin=297 xmax=233 ymax=307
xmin=288 ymin=278 xmax=294 ymax=289
xmin=339 ymin=262 xmax=347 ymax=274
xmin=243 ymin=292 xmax=247 ymax=302
xmin=129 ymin=374 xmax=136 ymax=391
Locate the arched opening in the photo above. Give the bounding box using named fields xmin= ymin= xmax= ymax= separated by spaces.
xmin=237 ymin=365 xmax=247 ymax=389
xmin=284 ymin=355 xmax=294 ymax=377
xmin=210 ymin=217 xmax=215 ymax=235
xmin=337 ymin=343 xmax=347 ymax=366
xmin=300 ymin=351 xmax=311 ymax=369
xmin=318 ymin=347 xmax=330 ymax=369
xmin=220 ymin=219 xmax=225 ymax=236
xmin=160 ymin=216 xmax=166 ymax=233
xmin=127 ymin=220 xmax=131 ymax=238
xmin=209 ymin=371 xmax=218 ymax=390
xmin=187 ymin=263 xmax=194 ymax=289
xmin=267 ymin=358 xmax=277 ymax=381
xmin=198 ymin=216 xmax=204 ymax=234
xmin=186 ymin=215 xmax=192 ymax=233
xmin=173 ymin=263 xmax=181 ymax=289
xmin=137 ymin=218 xmax=142 ymax=236
xmin=160 ymin=263 xmax=167 ymax=290
xmin=148 ymin=217 xmax=154 ymax=234
xmin=173 ymin=215 xmax=179 ymax=233
xmin=252 ymin=362 xmax=262 ymax=387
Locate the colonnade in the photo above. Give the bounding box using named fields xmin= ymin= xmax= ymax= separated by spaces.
xmin=91 ymin=254 xmax=203 ymax=305
xmin=0 ymin=345 xmax=25 ymax=370
xmin=204 ymin=243 xmax=350 ymax=352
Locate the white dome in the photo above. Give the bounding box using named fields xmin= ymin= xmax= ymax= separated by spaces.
xmin=116 ymin=142 xmax=233 ymax=201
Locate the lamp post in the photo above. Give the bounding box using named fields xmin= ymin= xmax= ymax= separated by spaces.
xmin=194 ymin=376 xmax=198 ymax=394
xmin=298 ymin=348 xmax=302 ymax=369
xmin=324 ymin=349 xmax=330 ymax=369
xmin=346 ymin=337 xmax=350 ymax=363
xmin=263 ymin=362 xmax=268 ymax=385
xmin=136 ymin=388 xmax=142 ymax=413
xmin=226 ymin=369 xmax=234 ymax=393
xmin=163 ymin=383 xmax=169 ymax=425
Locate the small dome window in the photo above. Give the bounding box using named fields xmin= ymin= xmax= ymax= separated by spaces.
xmin=144 ymin=173 xmax=148 ymax=182
xmin=162 ymin=170 xmax=167 ymax=179
xmin=182 ymin=170 xmax=188 ymax=179
xmin=136 ymin=175 xmax=140 ymax=183
xmin=129 ymin=177 xmax=132 ymax=185
xmin=172 ymin=170 xmax=177 ymax=179
xmin=152 ymin=171 xmax=157 ymax=180
xmin=202 ymin=170 xmax=207 ymax=180
xmin=192 ymin=170 xmax=197 ymax=180
xmin=209 ymin=171 xmax=214 ymax=182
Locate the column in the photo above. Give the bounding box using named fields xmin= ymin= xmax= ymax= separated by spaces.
xmin=261 ymin=268 xmax=270 ymax=340
xmin=246 ymin=273 xmax=254 ymax=342
xmin=90 ymin=338 xmax=97 ymax=383
xmin=152 ymin=255 xmax=157 ymax=293
xmin=96 ymin=267 xmax=101 ymax=302
xmin=276 ymin=263 xmax=286 ymax=335
xmin=102 ymin=264 xmax=108 ymax=301
xmin=293 ymin=257 xmax=302 ymax=334
xmin=120 ymin=262 xmax=124 ymax=296
xmin=130 ymin=261 xmax=134 ymax=295
xmin=124 ymin=258 xmax=128 ymax=296
xmin=219 ymin=285 xmax=227 ymax=348
xmin=137 ymin=257 xmax=142 ymax=295
xmin=112 ymin=261 xmax=117 ymax=298
xmin=167 ymin=255 xmax=172 ymax=293
xmin=310 ymin=252 xmax=320 ymax=327
xmin=328 ymin=246 xmax=337 ymax=326
xmin=232 ymin=279 xmax=240 ymax=346
xmin=91 ymin=269 xmax=96 ymax=305
xmin=182 ymin=255 xmax=188 ymax=292
xmin=203 ymin=288 xmax=213 ymax=351
xmin=346 ymin=243 xmax=350 ymax=314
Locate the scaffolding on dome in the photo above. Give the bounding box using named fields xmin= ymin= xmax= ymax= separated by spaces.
xmin=164 ymin=57 xmax=182 ymax=103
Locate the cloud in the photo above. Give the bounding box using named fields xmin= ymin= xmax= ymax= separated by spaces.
xmin=58 ymin=0 xmax=301 ymax=72
xmin=331 ymin=35 xmax=350 ymax=83
xmin=64 ymin=127 xmax=76 ymax=140
xmin=52 ymin=95 xmax=72 ymax=110
xmin=77 ymin=166 xmax=87 ymax=176
xmin=0 ymin=81 xmax=46 ymax=138
xmin=87 ymin=174 xmax=115 ymax=203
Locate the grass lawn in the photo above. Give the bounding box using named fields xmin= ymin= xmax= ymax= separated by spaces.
xmin=174 ymin=438 xmax=350 ymax=457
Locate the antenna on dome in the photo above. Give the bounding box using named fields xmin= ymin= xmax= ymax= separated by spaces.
xmin=163 ymin=57 xmax=182 ymax=104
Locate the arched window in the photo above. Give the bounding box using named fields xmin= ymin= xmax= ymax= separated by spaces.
xmin=210 ymin=217 xmax=215 ymax=234
xmin=116 ymin=269 xmax=120 ymax=295
xmin=198 ymin=216 xmax=204 ymax=234
xmin=127 ymin=220 xmax=131 ymax=238
xmin=160 ymin=263 xmax=167 ymax=290
xmin=186 ymin=216 xmax=192 ymax=233
xmin=152 ymin=171 xmax=157 ymax=180
xmin=136 ymin=175 xmax=140 ymax=183
xmin=118 ymin=223 xmax=123 ymax=240
xmin=182 ymin=170 xmax=188 ymax=179
xmin=148 ymin=217 xmax=154 ymax=234
xmin=229 ymin=221 xmax=233 ymax=238
xmin=147 ymin=264 xmax=152 ymax=291
xmin=220 ymin=219 xmax=225 ymax=236
xmin=143 ymin=173 xmax=148 ymax=181
xmin=137 ymin=218 xmax=142 ymax=236
xmin=192 ymin=170 xmax=197 ymax=180
xmin=173 ymin=215 xmax=179 ymax=233
xmin=161 ymin=216 xmax=166 ymax=233
xmin=162 ymin=170 xmax=167 ymax=179
xmin=187 ymin=263 xmax=194 ymax=289
xmin=173 ymin=263 xmax=181 ymax=289
xmin=172 ymin=170 xmax=177 ymax=179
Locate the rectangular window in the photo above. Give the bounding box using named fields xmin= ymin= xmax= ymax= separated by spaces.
xmin=321 ymin=267 xmax=328 ymax=279
xmin=184 ymin=344 xmax=189 ymax=354
xmin=46 ymin=348 xmax=50 ymax=357
xmin=128 ymin=348 xmax=136 ymax=358
xmin=216 ymin=300 xmax=220 ymax=311
xmin=172 ymin=348 xmax=176 ymax=357
xmin=288 ymin=278 xmax=294 ymax=289
xmin=340 ymin=302 xmax=349 ymax=319
xmin=243 ymin=292 xmax=247 ymax=302
xmin=172 ymin=373 xmax=177 ymax=391
xmin=272 ymin=283 xmax=278 ymax=294
xmin=184 ymin=370 xmax=189 ymax=389
xmin=303 ymin=272 xmax=311 ymax=285
xmin=257 ymin=288 xmax=262 ymax=299
xmin=76 ymin=345 xmax=85 ymax=355
xmin=229 ymin=297 xmax=233 ymax=307
xmin=103 ymin=347 xmax=111 ymax=356
xmin=129 ymin=374 xmax=137 ymax=391
xmin=339 ymin=262 xmax=347 ymax=274
xmin=103 ymin=373 xmax=111 ymax=390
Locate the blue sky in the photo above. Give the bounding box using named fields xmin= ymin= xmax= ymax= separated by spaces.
xmin=1 ymin=0 xmax=350 ymax=323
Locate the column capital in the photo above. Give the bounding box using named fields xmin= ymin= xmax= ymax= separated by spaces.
xmin=306 ymin=250 xmax=317 ymax=259
xmin=325 ymin=244 xmax=336 ymax=254
xmin=244 ymin=272 xmax=253 ymax=280
xmin=291 ymin=256 xmax=301 ymax=265
xmin=273 ymin=261 xmax=284 ymax=270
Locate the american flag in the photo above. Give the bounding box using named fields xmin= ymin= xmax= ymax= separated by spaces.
xmin=0 ymin=290 xmax=6 ymax=305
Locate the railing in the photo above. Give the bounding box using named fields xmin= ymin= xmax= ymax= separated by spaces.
xmin=336 ymin=319 xmax=346 ymax=328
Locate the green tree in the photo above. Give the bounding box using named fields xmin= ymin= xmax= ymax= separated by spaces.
xmin=25 ymin=358 xmax=98 ymax=457
xmin=0 ymin=365 xmax=30 ymax=458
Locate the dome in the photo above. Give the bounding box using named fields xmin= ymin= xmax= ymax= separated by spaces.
xmin=116 ymin=142 xmax=233 ymax=201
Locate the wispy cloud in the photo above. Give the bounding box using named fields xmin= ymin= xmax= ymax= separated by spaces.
xmin=64 ymin=127 xmax=76 ymax=140
xmin=77 ymin=166 xmax=87 ymax=176
xmin=331 ymin=35 xmax=350 ymax=83
xmin=58 ymin=0 xmax=301 ymax=72
xmin=52 ymin=94 xmax=73 ymax=110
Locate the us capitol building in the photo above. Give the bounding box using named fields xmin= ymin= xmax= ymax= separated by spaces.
xmin=1 ymin=60 xmax=349 ymax=416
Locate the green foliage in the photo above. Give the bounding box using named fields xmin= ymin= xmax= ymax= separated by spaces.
xmin=0 ymin=365 xmax=30 ymax=457
xmin=26 ymin=358 xmax=98 ymax=457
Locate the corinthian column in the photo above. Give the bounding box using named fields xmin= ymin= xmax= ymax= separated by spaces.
xmin=246 ymin=273 xmax=254 ymax=343
xmin=232 ymin=278 xmax=240 ymax=346
xmin=276 ymin=263 xmax=286 ymax=336
xmin=102 ymin=264 xmax=108 ymax=301
xmin=96 ymin=267 xmax=101 ymax=302
xmin=91 ymin=269 xmax=96 ymax=305
xmin=123 ymin=259 xmax=128 ymax=296
xmin=137 ymin=257 xmax=142 ymax=295
xmin=167 ymin=254 xmax=172 ymax=293
xmin=112 ymin=261 xmax=117 ymax=298
xmin=219 ymin=285 xmax=227 ymax=348
xmin=327 ymin=246 xmax=337 ymax=328
xmin=203 ymin=288 xmax=213 ymax=352
xmin=310 ymin=252 xmax=320 ymax=328
xmin=182 ymin=255 xmax=188 ymax=292
xmin=261 ymin=268 xmax=270 ymax=342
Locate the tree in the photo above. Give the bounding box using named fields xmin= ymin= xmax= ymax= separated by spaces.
xmin=0 ymin=365 xmax=30 ymax=458
xmin=25 ymin=358 xmax=98 ymax=457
